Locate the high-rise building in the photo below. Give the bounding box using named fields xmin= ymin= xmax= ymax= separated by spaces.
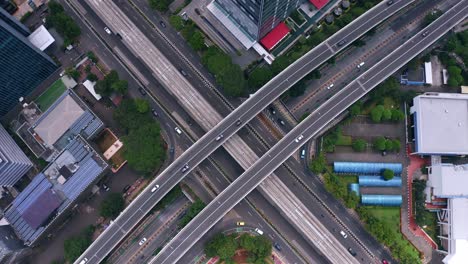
xmin=0 ymin=8 xmax=57 ymax=116
xmin=0 ymin=124 xmax=33 ymax=187
xmin=210 ymin=0 xmax=302 ymax=42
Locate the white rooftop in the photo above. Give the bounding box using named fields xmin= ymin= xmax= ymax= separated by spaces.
xmin=443 ymin=198 xmax=468 ymax=264
xmin=27 ymin=25 xmax=55 ymax=51
xmin=411 ymin=93 xmax=468 ymax=155
xmin=34 ymin=95 xmax=84 ymax=147
xmin=428 ymin=164 xmax=468 ymax=197
xmin=83 ymin=80 xmax=102 ymax=101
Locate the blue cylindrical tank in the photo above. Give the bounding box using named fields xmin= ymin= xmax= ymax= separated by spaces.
xmin=359 ymin=176 xmax=402 ymax=187
xmin=333 ymin=162 xmax=402 ymax=175
xmin=361 ymin=195 xmax=402 ymax=206
xmin=349 ymin=183 xmax=360 ymax=196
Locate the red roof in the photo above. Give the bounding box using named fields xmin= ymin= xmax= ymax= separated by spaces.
xmin=309 ymin=0 xmax=329 ymax=9
xmin=260 ymin=22 xmax=290 ymax=51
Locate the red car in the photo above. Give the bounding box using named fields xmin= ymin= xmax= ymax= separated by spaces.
xmin=382 ymin=260 xmax=389 ymax=264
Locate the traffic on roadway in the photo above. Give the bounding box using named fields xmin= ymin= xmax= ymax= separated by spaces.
xmin=150 ymin=2 xmax=468 ymax=263
xmin=75 ymin=0 xmax=417 ymax=263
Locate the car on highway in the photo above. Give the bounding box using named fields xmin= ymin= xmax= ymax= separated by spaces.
xmin=387 ymin=0 xmax=393 ymax=5
xmin=179 ymin=69 xmax=188 ymax=76
xmin=337 ymin=40 xmax=347 ymax=46
xmin=254 ymin=228 xmax=264 ymax=235
xmin=79 ymin=258 xmax=88 ymax=264
xmin=236 ymin=221 xmax=245 ymax=226
xmin=138 ymin=87 xmax=147 ymax=96
xmin=175 ymin=127 xmax=182 ymax=134
xmin=278 ymin=119 xmax=285 ymax=126
xmin=152 ymin=109 xmax=158 ymax=117
xmin=340 ymin=230 xmax=348 ymax=238
xmin=422 ymin=31 xmax=429 ymax=37
xmin=215 ymin=134 xmax=224 ymax=141
xmin=357 ymin=62 xmax=365 ymax=68
xmin=326 ymin=83 xmax=334 ymax=89
xmin=274 ymin=242 xmax=282 ymax=251
xmin=181 ymin=164 xmax=190 ymax=173
xmin=295 ymin=135 xmax=304 ymax=142
xmin=159 ymin=21 xmax=167 ymax=28
xmin=104 ymin=27 xmax=112 ymax=35
xmin=138 ymin=237 xmax=147 ymax=246
xmin=151 ymin=185 xmax=159 ymax=192
xmin=347 ymin=247 xmax=357 ymax=256
xmin=169 ymin=146 xmax=175 ymax=154
xmin=236 ymin=120 xmax=242 ymax=126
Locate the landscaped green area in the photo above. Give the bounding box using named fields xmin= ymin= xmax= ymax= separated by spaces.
xmin=64 ymin=225 xmax=95 ymax=262
xmin=368 ymin=206 xmax=400 ymax=229
xmin=36 ymin=79 xmax=66 ymax=111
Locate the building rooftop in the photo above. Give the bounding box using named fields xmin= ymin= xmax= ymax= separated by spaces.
xmin=260 ymin=22 xmax=290 ymax=51
xmin=428 ymin=164 xmax=468 ymax=198
xmin=411 ymin=93 xmax=468 ymax=155
xmin=4 ymin=136 xmax=107 ymax=245
xmin=309 ymin=0 xmax=329 ymax=9
xmin=27 ymin=25 xmax=54 ymax=51
xmin=443 ymin=198 xmax=468 ymax=264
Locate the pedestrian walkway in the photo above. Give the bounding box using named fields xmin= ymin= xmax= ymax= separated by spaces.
xmin=400 ymin=144 xmax=436 ymax=263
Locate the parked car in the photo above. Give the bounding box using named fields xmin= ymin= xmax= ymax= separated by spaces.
xmin=340 ymin=230 xmax=348 ymax=239
xmin=326 ymin=83 xmax=334 ymax=90
xmin=179 ymin=69 xmax=188 ymax=76
xmin=102 ymin=184 xmax=110 ymax=192
xmin=357 ymin=62 xmax=365 ymax=68
xmin=104 ymin=27 xmax=112 ymax=35
xmin=347 ymin=247 xmax=357 ymax=256
xmin=123 ymin=185 xmax=131 ymax=193
xmin=278 ymin=119 xmax=285 ymax=126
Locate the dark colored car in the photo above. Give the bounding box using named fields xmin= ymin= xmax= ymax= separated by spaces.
xmin=236 ymin=120 xmax=242 ymax=126
xmin=337 ymin=40 xmax=347 ymax=46
xmin=387 ymin=0 xmax=393 ymax=5
xmin=274 ymin=242 xmax=282 ymax=251
xmin=123 ymin=185 xmax=131 ymax=193
xmin=159 ymin=21 xmax=166 ymax=28
xmin=152 ymin=109 xmax=158 ymax=117
xmin=348 ymin=247 xmax=357 ymax=256
xmin=138 ymin=87 xmax=147 ymax=96
xmin=180 ymin=69 xmax=188 ymax=77
xmin=102 ymin=184 xmax=110 ymax=192
xmin=116 ymin=33 xmax=123 ymax=40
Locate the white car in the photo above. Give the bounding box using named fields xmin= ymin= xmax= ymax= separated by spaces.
xmin=151 ymin=185 xmax=159 ymax=192
xmin=255 ymin=228 xmax=264 ymax=235
xmin=340 ymin=230 xmax=348 ymax=239
xmin=175 ymin=127 xmax=182 ymax=135
xmin=104 ymin=27 xmax=112 ymax=35
xmin=326 ymin=83 xmax=334 ymax=90
xmin=215 ymin=134 xmax=224 ymax=141
xmin=181 ymin=164 xmax=190 ymax=173
xmin=138 ymin=237 xmax=147 ymax=246
xmin=79 ymin=258 xmax=88 ymax=264
xmin=295 ymin=135 xmax=304 ymax=143
xmin=357 ymin=62 xmax=365 ymax=68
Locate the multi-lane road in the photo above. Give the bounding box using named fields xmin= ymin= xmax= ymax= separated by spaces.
xmin=75 ymin=1 xmax=415 ymax=262
xmin=151 ymin=2 xmax=468 ymax=263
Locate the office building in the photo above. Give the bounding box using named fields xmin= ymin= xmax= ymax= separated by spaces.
xmin=0 ymin=124 xmax=33 ymax=187
xmin=0 ymin=7 xmax=57 ymax=116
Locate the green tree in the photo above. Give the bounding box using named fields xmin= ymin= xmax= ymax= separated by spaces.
xmin=114 ymin=99 xmax=153 ymax=132
xmin=345 ymin=192 xmax=360 ymax=209
xmin=239 ymin=234 xmax=256 ymax=252
xmin=353 ymin=39 xmax=366 ymax=47
xmin=99 ymin=193 xmax=125 ymax=218
xmin=65 ymin=67 xmax=80 ymax=80
xmin=134 ymin=98 xmax=150 ymax=113
xmin=370 ymin=105 xmax=385 ymax=122
xmin=218 ymin=64 xmax=247 ymax=97
xmin=352 ymin=139 xmax=367 ymax=152
xmin=309 ymin=152 xmax=327 ymax=174
xmin=123 ymin=122 xmax=165 ymax=174
xmin=391 ymin=109 xmax=405 ymax=121
xmin=248 ymin=67 xmax=273 ymax=90
xmin=204 ymin=233 xmax=238 ymax=260
xmin=271 ymin=56 xmax=292 ymax=75
xmin=188 ymin=31 xmax=205 ymax=51
xmin=385 ymin=139 xmax=394 ymax=151
xmin=373 ymin=136 xmax=386 ymax=151
xmin=382 ymin=108 xmax=392 ymax=121
xmin=382 ymin=169 xmax=395 ymax=180
xmin=392 ymin=139 xmax=401 ymax=152
xmin=87 ymin=73 xmax=98 ymax=82
xmin=423 ymin=10 xmax=442 ymax=26
xmin=169 ymin=15 xmax=184 ymax=31
xmin=63 ymin=226 xmax=95 ymax=262
xmin=349 ymin=102 xmax=362 ymax=117
xmin=87 ymin=51 xmax=99 ymax=63
xmin=148 ymin=0 xmax=170 ymax=12
xmin=179 ymin=199 xmax=206 ymax=227
xmin=111 ymin=79 xmax=128 ymax=95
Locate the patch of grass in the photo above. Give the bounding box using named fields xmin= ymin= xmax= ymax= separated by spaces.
xmin=36 ymin=79 xmax=66 ymax=111
xmin=336 ymin=135 xmax=352 ymax=146
xmin=368 ymin=206 xmax=400 ymax=229
xmin=383 ymin=97 xmax=397 ymax=109
xmin=341 ymin=174 xmax=358 ymax=186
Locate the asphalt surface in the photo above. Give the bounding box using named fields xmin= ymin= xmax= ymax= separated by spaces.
xmin=150 ymin=2 xmax=468 ymax=263
xmin=74 ymin=1 xmax=417 ymax=263
xmin=62 ymin=1 xmax=317 ymax=263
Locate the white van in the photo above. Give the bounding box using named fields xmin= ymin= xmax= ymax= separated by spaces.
xmin=79 ymin=258 xmax=88 ymax=264
xmin=300 ymin=149 xmax=306 ymax=159
xmin=255 ymin=228 xmax=264 ymax=235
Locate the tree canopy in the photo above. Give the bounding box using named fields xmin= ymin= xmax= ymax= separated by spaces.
xmin=148 ymin=0 xmax=171 ymax=12
xmin=205 ymin=233 xmax=238 ymax=260
xmin=352 ymin=139 xmax=367 ymax=152
xmin=64 ymin=225 xmax=95 ymax=262
xmin=248 ymin=67 xmax=273 ymax=91
xmin=47 ymin=1 xmax=81 ymax=45
xmin=382 ymin=169 xmax=395 ymax=180
xmin=309 ymin=152 xmax=327 ymax=174
xmin=95 ymin=70 xmax=127 ymax=96
xmin=99 ymin=193 xmax=125 ymax=218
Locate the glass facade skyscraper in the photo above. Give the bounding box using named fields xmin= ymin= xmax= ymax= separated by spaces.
xmin=213 ymin=0 xmax=302 ymax=41
xmin=0 ymin=8 xmax=57 ymax=116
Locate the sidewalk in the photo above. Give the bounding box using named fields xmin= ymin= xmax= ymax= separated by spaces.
xmin=400 ymin=144 xmax=435 ymax=263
